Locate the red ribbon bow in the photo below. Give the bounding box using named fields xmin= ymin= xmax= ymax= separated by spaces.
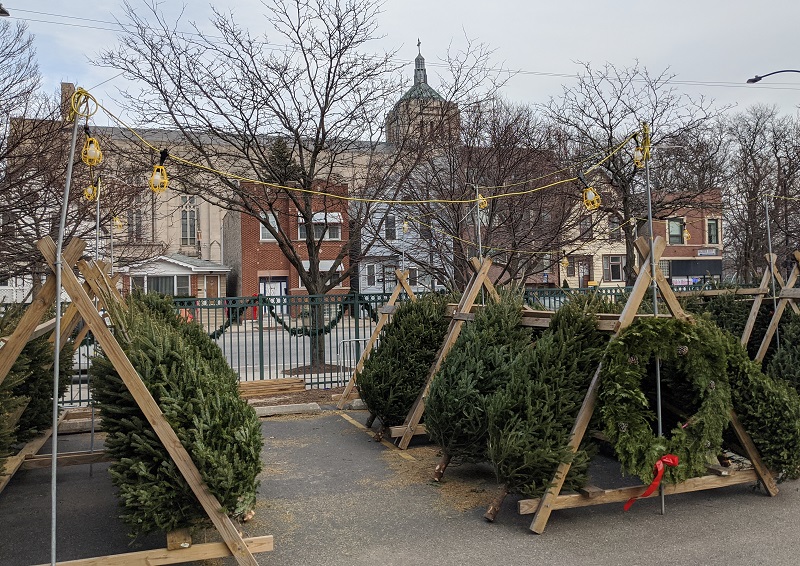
xmin=624 ymin=454 xmax=679 ymax=511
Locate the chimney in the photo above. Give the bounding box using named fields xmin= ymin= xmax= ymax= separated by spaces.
xmin=60 ymin=82 xmax=76 ymax=120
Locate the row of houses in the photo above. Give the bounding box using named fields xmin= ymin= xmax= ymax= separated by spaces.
xmin=1 ymin=50 xmax=724 ymax=306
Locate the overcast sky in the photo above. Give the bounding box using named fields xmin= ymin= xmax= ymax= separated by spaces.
xmin=6 ymin=0 xmax=800 ymax=125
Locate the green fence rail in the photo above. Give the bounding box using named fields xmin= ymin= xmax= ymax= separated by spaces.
xmin=61 ymin=283 xmax=720 ymax=406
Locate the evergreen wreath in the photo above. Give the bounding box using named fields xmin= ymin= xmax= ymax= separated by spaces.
xmin=599 ymin=317 xmax=732 ymax=484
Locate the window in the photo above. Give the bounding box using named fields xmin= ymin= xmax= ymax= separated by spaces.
xmin=300 ymin=259 xmax=344 ymax=288
xmin=566 ymin=257 xmax=576 ymax=277
xmin=176 ymin=275 xmax=191 ymax=297
xmin=579 ymin=216 xmax=593 ymax=239
xmin=127 ymin=208 xmax=143 ymax=243
xmin=0 ymin=212 xmax=15 ymax=238
xmin=707 ymin=219 xmax=719 ymax=244
xmin=608 ymin=216 xmax=622 ymax=241
xmin=602 ymin=255 xmax=625 ymax=282
xmin=366 ymin=264 xmax=376 ymax=287
xmin=259 ymin=212 xmax=279 ymax=241
xmin=408 ymin=267 xmax=418 ymax=287
xmin=181 ymin=196 xmax=198 ymax=246
xmin=668 ymin=218 xmax=684 ymax=244
xmin=385 ymin=214 xmax=396 ymax=240
xmin=148 ymin=276 xmax=175 ymax=296
xmin=298 ymin=212 xmax=342 ymax=241
xmin=132 ymin=276 xmax=145 ymax=291
xmin=659 ymin=260 xmax=670 ymax=278
xmin=0 ymin=274 xmax=9 ymax=287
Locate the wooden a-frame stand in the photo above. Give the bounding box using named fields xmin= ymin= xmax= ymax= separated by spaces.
xmin=336 ymin=269 xmax=417 ymax=411
xmin=519 ymin=236 xmax=778 ymax=534
xmin=0 ymin=237 xmax=272 ymax=565
xmin=392 ymin=257 xmax=508 ymax=450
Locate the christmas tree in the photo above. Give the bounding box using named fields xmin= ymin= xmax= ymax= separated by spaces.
xmin=425 ymin=291 xmax=531 ymax=479
xmin=766 ymin=313 xmax=800 ymax=392
xmin=357 ymin=293 xmax=451 ymax=428
xmin=487 ymin=299 xmax=606 ymax=499
xmin=91 ymin=295 xmax=263 ymax=536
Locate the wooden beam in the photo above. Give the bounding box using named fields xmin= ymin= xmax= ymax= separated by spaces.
xmin=519 ymin=470 xmax=758 ymax=514
xmin=0 ymin=239 xmax=85 ymax=387
xmin=37 ymin=236 xmax=258 ymax=566
xmin=728 ymin=410 xmax=778 ymax=496
xmin=633 ymin=237 xmax=687 ymax=321
xmin=30 ymin=536 xmax=273 ymax=566
xmin=396 ymin=268 xmax=418 ymax=301
xmin=755 ymin=260 xmax=799 ymax=362
xmin=396 ymin=258 xmax=493 ymax=449
xmin=336 ymin=272 xmax=414 ymax=410
xmin=388 ymin=423 xmax=427 ymax=438
xmin=672 ymin=287 xmax=765 ymax=298
xmin=20 ymin=450 xmax=112 ymax=470
xmin=0 ymin=413 xmax=65 ymax=495
xmin=779 ymin=288 xmax=800 ymax=299
xmin=470 ymin=257 xmax=501 ymax=303
xmin=613 ymin=237 xmax=665 ymax=334
xmin=742 ymin=259 xmax=774 ymax=347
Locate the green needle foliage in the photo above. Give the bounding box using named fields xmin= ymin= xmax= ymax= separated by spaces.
xmin=91 ymin=294 xmax=263 ymax=536
xmin=487 ymin=299 xmax=606 ymax=498
xmin=426 ymin=291 xmax=531 ymax=466
xmin=766 ymin=313 xmax=800 ymax=392
xmin=358 ymin=293 xmax=451 ymax=427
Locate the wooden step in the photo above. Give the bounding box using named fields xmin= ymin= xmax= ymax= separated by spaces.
xmin=238 ymin=378 xmax=306 ymax=399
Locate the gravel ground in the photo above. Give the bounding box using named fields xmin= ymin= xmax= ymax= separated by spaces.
xmin=2 ymin=409 xmax=800 ymax=566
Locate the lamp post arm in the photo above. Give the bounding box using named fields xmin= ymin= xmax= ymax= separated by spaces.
xmin=747 ymin=69 xmax=800 ymax=84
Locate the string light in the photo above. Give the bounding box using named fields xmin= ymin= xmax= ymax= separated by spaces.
xmin=80 ymin=127 xmax=103 ymax=167
xmin=149 ymin=149 xmax=169 ymax=193
xmin=83 ymin=184 xmax=98 ymax=201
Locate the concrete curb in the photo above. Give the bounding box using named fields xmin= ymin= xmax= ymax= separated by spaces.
xmin=255 ymin=402 xmax=322 ymax=417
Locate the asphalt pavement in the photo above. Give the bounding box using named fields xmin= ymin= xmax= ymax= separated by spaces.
xmin=2 ymin=410 xmax=799 ymax=565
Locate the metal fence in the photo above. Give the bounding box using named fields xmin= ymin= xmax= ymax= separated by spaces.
xmin=62 ymin=284 xmax=718 ymax=406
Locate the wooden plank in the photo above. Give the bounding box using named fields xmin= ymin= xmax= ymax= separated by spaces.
xmin=396 ymin=269 xmax=418 ymax=301
xmin=529 ymin=362 xmax=603 ymax=532
xmin=452 ymin=312 xmax=476 ymax=322
xmin=379 ymin=305 xmax=397 ymax=315
xmin=613 ymin=237 xmax=665 ymax=334
xmin=166 ymin=528 xmax=192 ymax=551
xmin=397 ymin=258 xmax=493 ymax=449
xmin=0 ymin=239 xmax=85 ymax=387
xmin=388 ymin=423 xmax=427 ymax=438
xmin=38 ymin=236 xmax=258 ymax=566
xmin=755 ymin=261 xmax=799 ymax=362
xmin=20 ymin=450 xmax=112 ymax=470
xmin=0 ymin=413 xmax=65 ymax=495
xmin=728 ymin=410 xmax=778 ymax=496
xmin=336 ymin=273 xmax=413 ymax=410
xmin=741 ymin=264 xmax=773 ymax=347
xmin=577 ymin=485 xmax=604 ymax=498
xmin=30 ymin=535 xmax=274 ymax=566
xmin=673 ymin=287 xmax=765 ymax=298
xmin=633 ymin=237 xmax=688 ymax=322
xmin=779 ymin=288 xmax=800 ymax=299
xmin=470 ymin=257 xmax=501 ymax=303
xmin=238 ymin=378 xmax=306 ymax=399
xmin=519 ymin=470 xmax=759 ymax=514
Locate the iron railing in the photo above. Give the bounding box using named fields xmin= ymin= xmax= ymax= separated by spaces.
xmin=61 ymin=284 xmax=721 ymax=406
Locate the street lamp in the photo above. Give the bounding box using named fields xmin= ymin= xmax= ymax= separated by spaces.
xmin=746 ymin=69 xmax=800 ymax=84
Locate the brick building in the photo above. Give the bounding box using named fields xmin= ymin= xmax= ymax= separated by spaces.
xmin=223 ymin=182 xmax=350 ymax=299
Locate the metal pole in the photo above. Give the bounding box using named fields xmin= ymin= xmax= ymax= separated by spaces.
xmin=643 ymin=126 xmax=665 ymax=515
xmin=51 ymin=109 xmax=82 ymax=566
xmin=475 ymin=184 xmax=482 ymax=259
xmin=765 ymin=195 xmax=780 ymax=349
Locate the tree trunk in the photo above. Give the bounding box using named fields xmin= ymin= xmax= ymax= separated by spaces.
xmin=433 ymin=453 xmax=451 ymax=482
xmin=309 ymin=296 xmax=326 ymax=368
xmin=483 ymin=483 xmax=509 ymax=522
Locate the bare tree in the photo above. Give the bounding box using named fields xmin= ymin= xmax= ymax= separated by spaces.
xmin=723 ymin=106 xmax=800 ymax=282
xmin=544 ymin=61 xmax=721 ymax=283
xmin=98 ymin=0 xmax=501 ymax=364
xmin=0 ymin=22 xmax=129 ymax=288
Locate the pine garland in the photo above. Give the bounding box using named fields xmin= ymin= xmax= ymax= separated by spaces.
xmin=599 ymin=317 xmax=732 ymax=484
